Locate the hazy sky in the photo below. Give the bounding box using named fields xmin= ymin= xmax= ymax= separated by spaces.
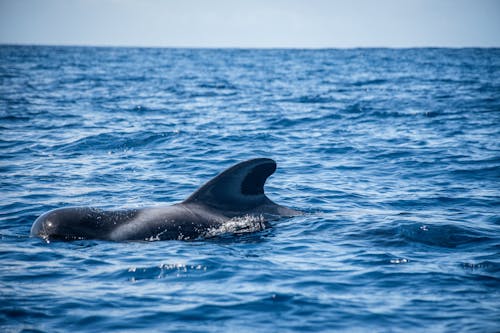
xmin=1 ymin=0 xmax=499 ymax=48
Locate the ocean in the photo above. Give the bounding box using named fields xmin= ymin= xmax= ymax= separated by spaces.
xmin=0 ymin=46 xmax=499 ymax=332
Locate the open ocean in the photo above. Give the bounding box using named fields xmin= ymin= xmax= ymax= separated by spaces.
xmin=1 ymin=46 xmax=499 ymax=332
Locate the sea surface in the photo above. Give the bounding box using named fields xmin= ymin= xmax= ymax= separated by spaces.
xmin=0 ymin=46 xmax=499 ymax=332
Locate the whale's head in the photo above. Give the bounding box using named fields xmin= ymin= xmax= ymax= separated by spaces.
xmin=31 ymin=209 xmax=64 ymax=240
xmin=31 ymin=207 xmax=104 ymax=240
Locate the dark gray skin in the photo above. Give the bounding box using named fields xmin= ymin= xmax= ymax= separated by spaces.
xmin=31 ymin=158 xmax=300 ymax=241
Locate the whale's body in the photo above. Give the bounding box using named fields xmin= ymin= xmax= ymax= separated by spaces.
xmin=31 ymin=158 xmax=299 ymax=241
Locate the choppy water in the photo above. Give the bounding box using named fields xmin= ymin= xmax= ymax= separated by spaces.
xmin=1 ymin=46 xmax=499 ymax=332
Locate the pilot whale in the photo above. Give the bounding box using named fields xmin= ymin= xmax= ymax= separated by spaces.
xmin=31 ymin=158 xmax=300 ymax=241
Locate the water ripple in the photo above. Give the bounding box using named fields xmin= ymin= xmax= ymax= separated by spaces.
xmin=1 ymin=46 xmax=499 ymax=332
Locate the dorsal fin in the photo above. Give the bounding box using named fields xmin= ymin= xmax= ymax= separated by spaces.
xmin=183 ymin=158 xmax=276 ymax=210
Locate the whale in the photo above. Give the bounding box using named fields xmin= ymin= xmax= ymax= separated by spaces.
xmin=30 ymin=158 xmax=300 ymax=241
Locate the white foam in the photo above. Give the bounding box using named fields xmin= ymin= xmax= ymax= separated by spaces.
xmin=203 ymin=214 xmax=267 ymax=238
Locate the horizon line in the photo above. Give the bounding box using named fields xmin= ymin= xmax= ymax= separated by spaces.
xmin=2 ymin=42 xmax=500 ymax=50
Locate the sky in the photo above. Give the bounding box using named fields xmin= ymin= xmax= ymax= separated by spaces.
xmin=0 ymin=0 xmax=499 ymax=48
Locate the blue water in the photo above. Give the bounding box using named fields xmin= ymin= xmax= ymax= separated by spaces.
xmin=1 ymin=46 xmax=499 ymax=332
